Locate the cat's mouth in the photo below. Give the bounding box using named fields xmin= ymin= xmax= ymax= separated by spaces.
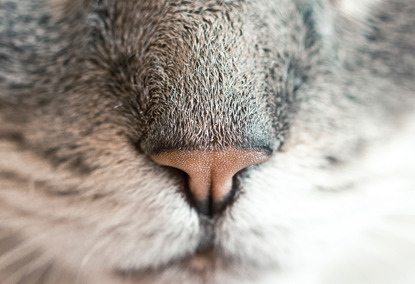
xmin=114 ymin=246 xmax=221 ymax=281
xmin=113 ymin=219 xmax=223 ymax=280
xmin=179 ymin=246 xmax=217 ymax=272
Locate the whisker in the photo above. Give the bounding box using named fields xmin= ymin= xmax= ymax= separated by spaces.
xmin=0 ymin=231 xmax=50 ymax=271
xmin=2 ymin=253 xmax=51 ymax=284
xmin=0 ymin=226 xmax=79 ymax=284
xmin=75 ymin=235 xmax=111 ymax=284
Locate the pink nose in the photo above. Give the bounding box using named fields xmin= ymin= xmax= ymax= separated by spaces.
xmin=151 ymin=148 xmax=270 ymax=215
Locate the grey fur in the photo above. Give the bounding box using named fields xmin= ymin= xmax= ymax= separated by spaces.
xmin=0 ymin=0 xmax=414 ymax=283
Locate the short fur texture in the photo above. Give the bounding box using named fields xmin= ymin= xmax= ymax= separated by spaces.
xmin=0 ymin=0 xmax=414 ymax=283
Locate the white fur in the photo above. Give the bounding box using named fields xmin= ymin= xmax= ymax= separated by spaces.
xmin=233 ymin=116 xmax=415 ymax=284
xmin=335 ymin=0 xmax=383 ymax=18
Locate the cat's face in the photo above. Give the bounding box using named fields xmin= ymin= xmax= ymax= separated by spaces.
xmin=1 ymin=0 xmax=415 ymax=283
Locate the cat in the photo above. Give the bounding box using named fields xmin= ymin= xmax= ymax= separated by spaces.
xmin=0 ymin=0 xmax=414 ymax=283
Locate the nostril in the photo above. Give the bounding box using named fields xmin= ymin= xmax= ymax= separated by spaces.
xmin=151 ymin=148 xmax=270 ymax=217
xmin=190 ymin=170 xmax=244 ymax=217
xmin=163 ymin=166 xmax=189 ymax=184
xmin=163 ymin=166 xmax=200 ymax=209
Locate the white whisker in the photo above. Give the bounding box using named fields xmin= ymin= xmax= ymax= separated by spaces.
xmin=2 ymin=253 xmax=51 ymax=284
xmin=75 ymin=235 xmax=111 ymax=284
